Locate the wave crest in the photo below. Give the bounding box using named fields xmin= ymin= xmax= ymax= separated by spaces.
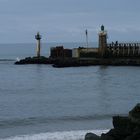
xmin=2 ymin=129 xmax=109 ymax=140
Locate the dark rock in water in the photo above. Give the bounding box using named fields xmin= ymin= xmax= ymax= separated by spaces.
xmin=113 ymin=116 xmax=130 ymax=129
xmin=15 ymin=56 xmax=54 ymax=65
xmin=85 ymin=104 xmax=140 ymax=140
xmin=85 ymin=133 xmax=100 ymax=140
xmin=112 ymin=116 xmax=133 ymax=136
xmin=100 ymin=133 xmax=114 ymax=140
xmin=129 ymin=103 xmax=140 ymax=124
xmin=102 ymin=129 xmax=125 ymax=140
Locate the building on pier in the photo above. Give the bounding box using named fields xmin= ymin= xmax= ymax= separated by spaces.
xmin=50 ymin=46 xmax=72 ymax=58
xmin=50 ymin=25 xmax=140 ymax=59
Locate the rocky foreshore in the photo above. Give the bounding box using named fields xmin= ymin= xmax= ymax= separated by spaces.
xmin=85 ymin=104 xmax=140 ymax=140
xmin=15 ymin=56 xmax=54 ymax=64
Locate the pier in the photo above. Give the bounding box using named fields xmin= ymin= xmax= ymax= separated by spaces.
xmin=106 ymin=43 xmax=140 ymax=57
xmin=15 ymin=25 xmax=140 ymax=67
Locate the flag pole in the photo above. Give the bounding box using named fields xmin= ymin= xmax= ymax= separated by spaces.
xmin=85 ymin=29 xmax=89 ymax=48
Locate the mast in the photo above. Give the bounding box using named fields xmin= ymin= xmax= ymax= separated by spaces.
xmin=85 ymin=29 xmax=89 ymax=48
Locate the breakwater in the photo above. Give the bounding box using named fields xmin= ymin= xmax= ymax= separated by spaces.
xmin=53 ymin=58 xmax=140 ymax=67
xmin=14 ymin=25 xmax=140 ymax=67
xmin=15 ymin=57 xmax=140 ymax=67
xmin=15 ymin=56 xmax=53 ymax=65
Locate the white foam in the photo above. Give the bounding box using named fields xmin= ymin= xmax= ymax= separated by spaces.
xmin=16 ymin=57 xmax=20 ymax=62
xmin=1 ymin=129 xmax=109 ymax=140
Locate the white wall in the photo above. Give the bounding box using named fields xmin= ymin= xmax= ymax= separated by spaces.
xmin=72 ymin=48 xmax=99 ymax=58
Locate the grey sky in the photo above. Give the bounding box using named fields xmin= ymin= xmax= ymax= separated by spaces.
xmin=0 ymin=0 xmax=140 ymax=43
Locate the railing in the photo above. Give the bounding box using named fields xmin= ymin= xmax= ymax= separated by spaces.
xmin=107 ymin=42 xmax=140 ymax=48
xmin=106 ymin=42 xmax=140 ymax=56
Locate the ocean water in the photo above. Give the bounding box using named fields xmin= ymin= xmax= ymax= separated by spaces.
xmin=0 ymin=43 xmax=140 ymax=139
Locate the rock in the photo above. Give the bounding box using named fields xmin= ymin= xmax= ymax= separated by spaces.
xmin=100 ymin=133 xmax=115 ymax=140
xmin=15 ymin=56 xmax=53 ymax=65
xmin=112 ymin=116 xmax=133 ymax=136
xmin=85 ymin=133 xmax=100 ymax=140
xmin=129 ymin=103 xmax=140 ymax=124
xmin=103 ymin=129 xmax=125 ymax=140
xmin=113 ymin=116 xmax=130 ymax=129
xmin=131 ymin=130 xmax=140 ymax=140
xmin=85 ymin=104 xmax=140 ymax=140
xmin=125 ymin=132 xmax=140 ymax=140
xmin=124 ymin=135 xmax=135 ymax=140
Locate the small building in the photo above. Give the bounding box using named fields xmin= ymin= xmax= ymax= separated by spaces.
xmin=50 ymin=46 xmax=72 ymax=58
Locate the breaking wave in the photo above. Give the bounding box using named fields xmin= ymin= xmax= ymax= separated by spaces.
xmin=1 ymin=129 xmax=109 ymax=140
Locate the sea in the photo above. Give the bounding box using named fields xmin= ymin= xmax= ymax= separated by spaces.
xmin=0 ymin=42 xmax=140 ymax=140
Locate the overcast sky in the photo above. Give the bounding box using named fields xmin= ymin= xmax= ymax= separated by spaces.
xmin=0 ymin=0 xmax=140 ymax=43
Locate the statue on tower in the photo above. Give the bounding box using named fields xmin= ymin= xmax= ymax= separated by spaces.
xmin=35 ymin=32 xmax=41 ymax=40
xmin=101 ymin=25 xmax=104 ymax=31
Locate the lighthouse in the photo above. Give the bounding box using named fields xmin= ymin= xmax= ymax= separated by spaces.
xmin=98 ymin=25 xmax=107 ymax=57
xmin=35 ymin=32 xmax=41 ymax=58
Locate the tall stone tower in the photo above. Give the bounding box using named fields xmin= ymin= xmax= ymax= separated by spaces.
xmin=98 ymin=25 xmax=107 ymax=57
xmin=35 ymin=32 xmax=41 ymax=57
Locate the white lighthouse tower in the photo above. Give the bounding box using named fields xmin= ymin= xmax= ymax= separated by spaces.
xmin=35 ymin=32 xmax=41 ymax=58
